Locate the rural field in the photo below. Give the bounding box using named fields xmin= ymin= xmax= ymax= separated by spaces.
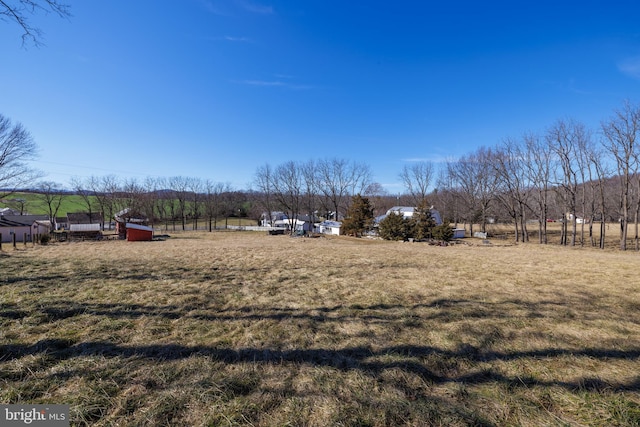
xmin=1 ymin=232 xmax=639 ymax=426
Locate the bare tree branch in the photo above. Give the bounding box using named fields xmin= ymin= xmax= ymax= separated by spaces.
xmin=0 ymin=0 xmax=71 ymax=47
xmin=0 ymin=113 xmax=40 ymax=198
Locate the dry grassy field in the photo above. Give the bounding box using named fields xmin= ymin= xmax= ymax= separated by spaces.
xmin=1 ymin=232 xmax=639 ymax=426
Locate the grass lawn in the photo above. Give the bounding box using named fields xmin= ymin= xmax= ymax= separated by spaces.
xmin=1 ymin=232 xmax=639 ymax=426
xmin=0 ymin=192 xmax=89 ymax=217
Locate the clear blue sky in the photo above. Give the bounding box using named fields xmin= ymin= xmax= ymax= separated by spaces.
xmin=2 ymin=1 xmax=639 ymax=192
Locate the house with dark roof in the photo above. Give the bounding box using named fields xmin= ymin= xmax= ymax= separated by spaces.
xmin=0 ymin=217 xmax=30 ymax=243
xmin=54 ymin=216 xmax=68 ymax=231
xmin=0 ymin=215 xmax=50 ymax=243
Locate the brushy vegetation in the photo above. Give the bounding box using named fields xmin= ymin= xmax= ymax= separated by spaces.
xmin=1 ymin=232 xmax=639 ymax=426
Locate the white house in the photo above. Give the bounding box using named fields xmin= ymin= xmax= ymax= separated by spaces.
xmin=0 ymin=217 xmax=31 ymax=243
xmin=261 ymin=212 xmax=317 ymax=233
xmin=375 ymin=206 xmax=443 ymax=225
xmin=0 ymin=215 xmax=50 ymax=243
xmin=260 ymin=211 xmax=288 ymax=227
xmin=318 ymin=220 xmax=342 ymax=235
xmin=565 ymin=213 xmax=589 ymax=224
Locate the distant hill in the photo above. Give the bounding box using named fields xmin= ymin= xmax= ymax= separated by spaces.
xmin=0 ymin=192 xmax=92 ymax=217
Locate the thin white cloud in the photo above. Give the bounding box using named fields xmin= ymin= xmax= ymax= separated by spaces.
xmin=204 ymin=35 xmax=253 ymax=43
xmin=223 ymin=36 xmax=252 ymax=42
xmin=618 ymin=57 xmax=640 ymax=80
xmin=235 ymin=79 xmax=313 ymax=90
xmin=240 ymin=80 xmax=286 ymax=87
xmin=401 ymin=155 xmax=450 ymax=164
xmin=567 ymin=78 xmax=592 ymax=95
xmin=235 ymin=0 xmax=274 ymax=14
xmin=198 ymin=0 xmax=226 ymax=15
xmin=539 ymin=79 xmax=592 ymax=95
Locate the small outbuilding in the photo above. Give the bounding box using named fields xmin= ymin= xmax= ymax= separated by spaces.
xmin=115 ymin=208 xmax=150 ymax=239
xmin=452 ymin=228 xmax=466 ymax=239
xmin=318 ymin=220 xmax=342 ymax=235
xmin=0 ymin=215 xmax=51 ymax=242
xmin=0 ymin=217 xmax=31 ymax=243
xmin=126 ymin=223 xmax=153 ymax=241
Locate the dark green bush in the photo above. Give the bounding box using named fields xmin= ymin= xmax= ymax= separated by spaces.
xmin=378 ymin=212 xmax=410 ymax=241
xmin=432 ymin=224 xmax=454 ymax=242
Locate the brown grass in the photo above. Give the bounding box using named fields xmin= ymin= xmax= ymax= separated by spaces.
xmin=474 ymin=221 xmax=638 ymax=250
xmin=1 ymin=232 xmax=639 ymax=426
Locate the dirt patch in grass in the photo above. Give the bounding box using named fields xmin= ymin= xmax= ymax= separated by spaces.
xmin=1 ymin=233 xmax=639 ymax=426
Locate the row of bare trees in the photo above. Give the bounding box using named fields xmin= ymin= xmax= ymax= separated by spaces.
xmin=432 ymin=101 xmax=640 ymax=250
xmin=253 ymin=158 xmax=374 ymax=231
xmin=31 ymin=176 xmax=240 ymax=232
xmin=7 ymin=100 xmax=640 ymax=250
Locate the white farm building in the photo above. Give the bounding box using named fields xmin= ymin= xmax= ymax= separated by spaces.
xmin=375 ymin=206 xmax=443 ymax=225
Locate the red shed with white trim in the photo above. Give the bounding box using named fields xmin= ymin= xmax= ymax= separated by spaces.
xmin=126 ymin=223 xmax=153 ymax=241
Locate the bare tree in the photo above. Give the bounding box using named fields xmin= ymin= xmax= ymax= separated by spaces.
xmin=152 ymin=177 xmax=173 ymax=231
xmin=316 ymin=158 xmax=371 ymax=221
xmin=573 ymin=127 xmax=596 ymax=247
xmin=363 ymin=181 xmax=390 ymax=217
xmin=434 ymin=168 xmax=461 ymax=227
xmin=0 ymin=113 xmax=40 ymax=197
xmin=253 ymin=163 xmax=276 ymax=226
xmin=3 ymin=195 xmax=28 ymax=214
xmin=189 ymin=177 xmax=204 ymax=231
xmin=588 ymin=144 xmax=611 ymax=249
xmin=446 ymin=147 xmax=498 ymax=235
xmin=1 ymin=0 xmax=71 ymax=46
xmin=301 ymin=160 xmax=319 ymax=228
xmin=119 ymin=177 xmax=145 ymax=218
xmin=601 ymin=101 xmax=640 ymax=251
xmin=523 ymin=133 xmax=552 ymax=244
xmin=34 ymin=180 xmax=65 ymax=225
xmin=272 ymin=161 xmax=304 ymax=234
xmin=139 ymin=176 xmax=161 ymax=228
xmin=631 ymin=143 xmax=640 ymax=250
xmin=220 ymin=190 xmax=243 ymax=229
xmin=399 ymin=161 xmax=434 ymax=206
xmin=70 ymin=176 xmax=97 ymax=223
xmin=491 ymin=139 xmax=531 ymax=243
xmin=204 ymin=180 xmax=229 ymax=231
xmin=547 ymin=119 xmax=584 ymax=246
xmin=82 ymin=175 xmax=119 ymax=230
xmin=169 ymin=176 xmax=190 ymax=231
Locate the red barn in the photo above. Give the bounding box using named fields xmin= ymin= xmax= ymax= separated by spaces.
xmin=126 ymin=223 xmax=153 ymax=241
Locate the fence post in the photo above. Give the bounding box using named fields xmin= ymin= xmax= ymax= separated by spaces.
xmin=13 ymin=233 xmax=17 ymax=248
xmin=0 ymin=233 xmax=2 ymax=251
xmin=23 ymin=233 xmax=27 ymax=246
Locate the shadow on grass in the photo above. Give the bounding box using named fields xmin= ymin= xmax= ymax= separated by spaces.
xmin=6 ymin=297 xmax=626 ymax=325
xmin=2 ymin=338 xmax=639 ymax=393
xmin=3 ymin=294 xmax=639 ymax=400
xmin=1 ymin=274 xmax=68 ymax=286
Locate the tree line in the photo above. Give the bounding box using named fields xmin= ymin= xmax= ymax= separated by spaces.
xmin=63 ymin=176 xmax=242 ymax=232
xmin=249 ymin=101 xmax=640 ymax=251
xmin=435 ymin=101 xmax=640 ymax=251
xmin=3 ymin=100 xmax=640 ymax=250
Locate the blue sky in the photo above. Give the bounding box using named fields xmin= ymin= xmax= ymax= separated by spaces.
xmin=2 ymin=1 xmax=640 ymax=192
